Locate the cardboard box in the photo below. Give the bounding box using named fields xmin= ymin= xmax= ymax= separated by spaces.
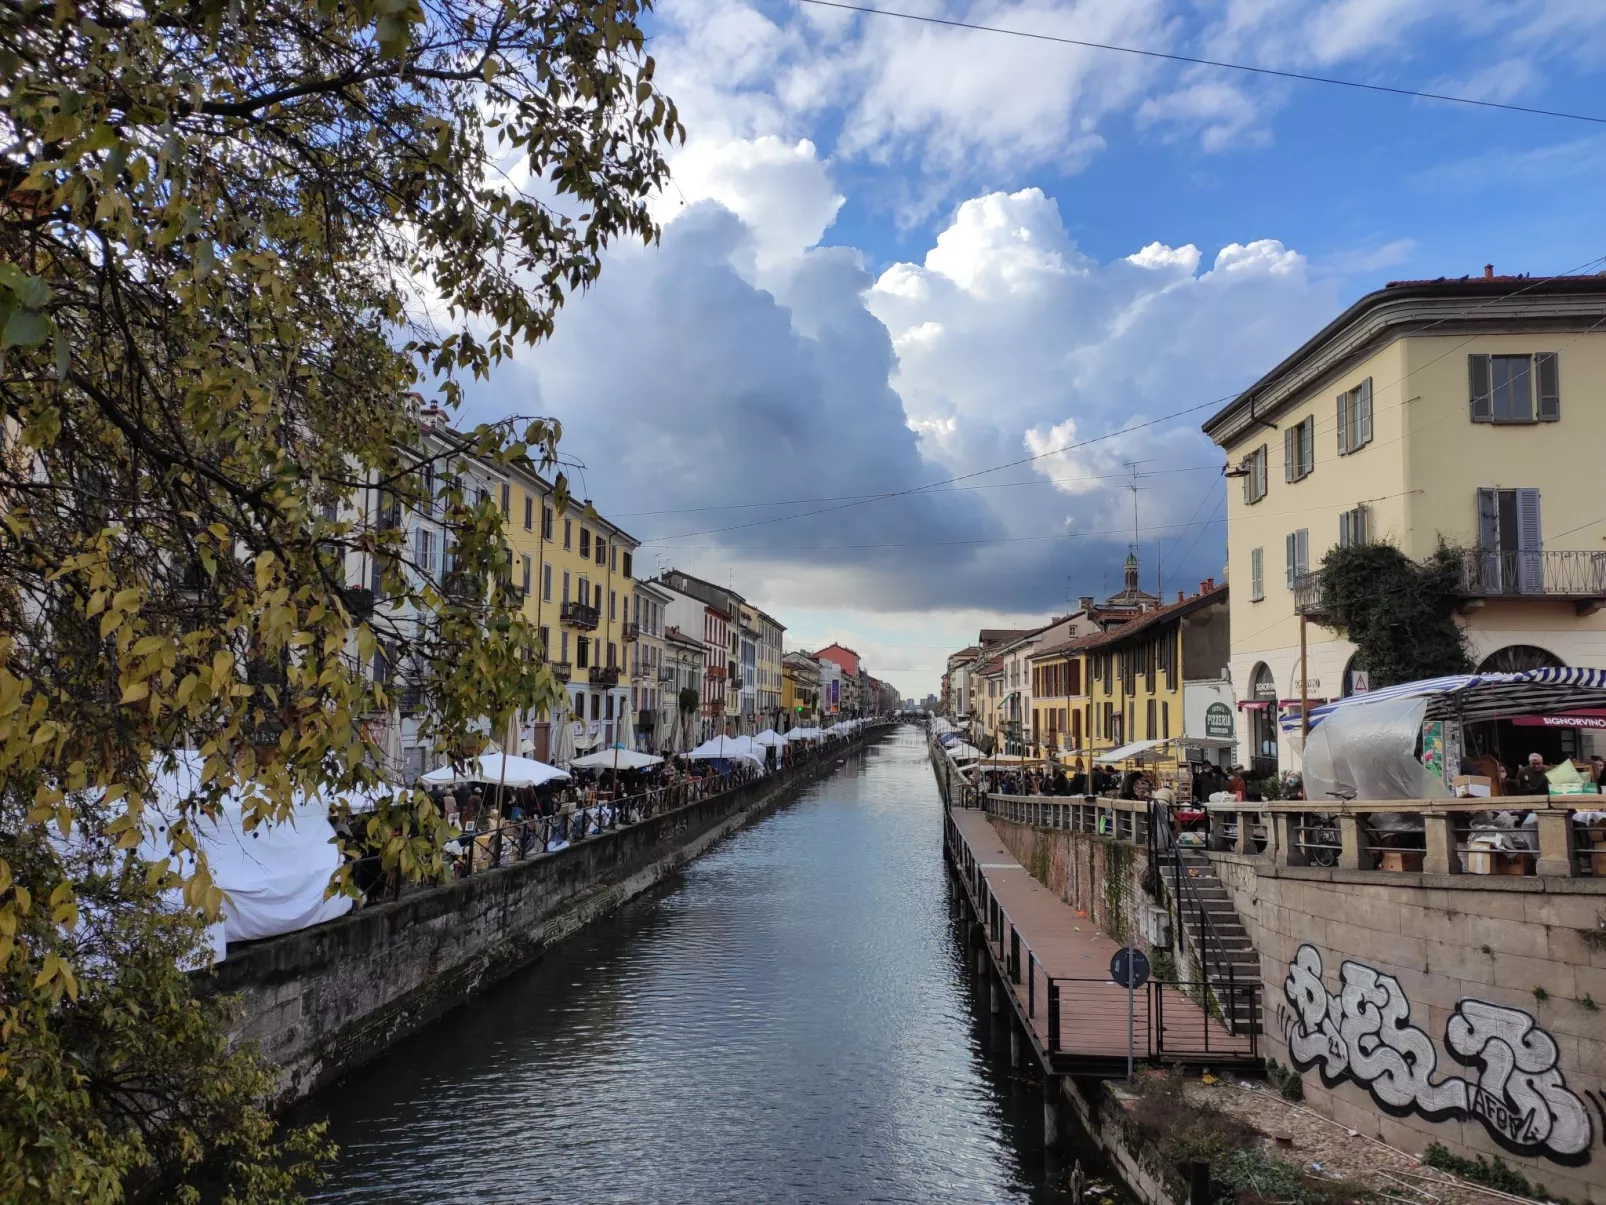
xmin=1451 ymin=775 xmax=1492 ymax=798
xmin=1466 ymin=847 xmax=1495 ymax=875
xmin=1496 ymin=852 xmax=1535 ymax=876
xmin=1380 ymin=849 xmax=1425 ymax=873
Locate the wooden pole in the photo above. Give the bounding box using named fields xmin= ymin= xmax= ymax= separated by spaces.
xmin=1299 ymin=612 xmax=1310 ymax=742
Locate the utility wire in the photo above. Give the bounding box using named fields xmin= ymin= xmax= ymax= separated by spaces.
xmin=794 ymin=0 xmax=1606 ymax=126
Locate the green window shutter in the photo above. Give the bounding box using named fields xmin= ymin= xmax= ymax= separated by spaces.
xmin=1469 ymin=354 xmax=1492 ymax=421
xmin=1536 ymin=353 xmax=1560 ymax=421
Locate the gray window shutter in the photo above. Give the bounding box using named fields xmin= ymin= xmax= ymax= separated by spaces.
xmin=1296 ymin=528 xmax=1309 ymax=577
xmin=1357 ymin=378 xmax=1372 ymax=446
xmin=1357 ymin=504 xmax=1369 ymax=545
xmin=1336 ymin=392 xmax=1349 ymax=455
xmin=1339 ymin=510 xmax=1351 ymax=548
xmin=1300 ymin=418 xmax=1314 ymax=475
xmin=1251 ymin=547 xmax=1263 ymax=599
xmin=1476 ymin=488 xmax=1499 ymax=550
xmin=1284 ymin=427 xmax=1296 ymax=482
xmin=1256 ymin=446 xmax=1267 ymax=499
xmin=1469 ymin=354 xmax=1492 ymax=421
xmin=1517 ymin=489 xmax=1542 ymax=593
xmin=1285 ymin=532 xmax=1297 ymax=587
xmin=1536 ymin=353 xmax=1560 ymax=421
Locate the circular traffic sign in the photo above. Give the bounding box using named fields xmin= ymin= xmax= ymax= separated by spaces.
xmin=1110 ymin=946 xmax=1151 ymax=989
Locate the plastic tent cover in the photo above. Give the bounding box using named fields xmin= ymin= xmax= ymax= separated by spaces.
xmin=751 ymin=729 xmax=786 ymax=747
xmin=1300 ymin=693 xmax=1449 ymax=803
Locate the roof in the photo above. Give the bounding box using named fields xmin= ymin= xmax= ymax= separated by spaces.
xmin=976 ymin=656 xmax=1005 ymax=676
xmin=1201 ymin=272 xmax=1606 ymax=448
xmin=1042 ymin=586 xmax=1228 ymax=656
xmin=979 ymin=628 xmax=1033 ymax=645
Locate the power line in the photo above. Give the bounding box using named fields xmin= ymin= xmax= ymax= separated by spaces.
xmin=794 ymin=0 xmax=1606 ymax=126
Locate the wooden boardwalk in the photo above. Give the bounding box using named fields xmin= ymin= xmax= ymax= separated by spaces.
xmin=946 ymin=806 xmax=1259 ymax=1075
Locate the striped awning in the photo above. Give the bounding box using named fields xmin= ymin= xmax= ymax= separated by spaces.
xmin=1281 ymin=668 xmax=1606 ymax=733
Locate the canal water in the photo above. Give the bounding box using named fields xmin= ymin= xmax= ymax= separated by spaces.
xmin=302 ymin=726 xmax=1091 ymax=1203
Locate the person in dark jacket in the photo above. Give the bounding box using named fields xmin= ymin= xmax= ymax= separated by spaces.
xmin=1513 ymin=752 xmax=1550 ymax=796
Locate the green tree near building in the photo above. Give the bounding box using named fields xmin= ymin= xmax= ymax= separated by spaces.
xmin=1316 ymin=541 xmax=1474 ymax=688
xmin=0 ymin=0 xmax=680 ymax=1199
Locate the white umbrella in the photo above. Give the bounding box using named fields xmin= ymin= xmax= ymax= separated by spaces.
xmin=570 ymin=747 xmax=663 ymax=771
xmin=420 ymin=753 xmax=570 ymax=789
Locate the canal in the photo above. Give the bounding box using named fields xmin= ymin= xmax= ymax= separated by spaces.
xmin=302 ymin=726 xmax=1090 ymax=1203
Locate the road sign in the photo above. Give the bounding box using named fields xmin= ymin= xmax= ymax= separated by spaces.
xmin=1110 ymin=946 xmax=1150 ymax=990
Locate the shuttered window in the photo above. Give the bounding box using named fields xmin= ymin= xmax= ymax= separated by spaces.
xmin=1338 ymin=504 xmax=1370 ymax=548
xmin=1336 ymin=378 xmax=1373 ymax=454
xmin=1283 ymin=416 xmax=1315 ymax=482
xmin=1250 ymin=547 xmax=1264 ymax=601
xmin=1242 ymin=444 xmax=1269 ymax=504
xmin=1470 ymin=353 xmax=1559 ymax=423
xmin=1476 ymin=488 xmax=1543 ymax=593
xmin=1285 ymin=528 xmax=1309 ymax=587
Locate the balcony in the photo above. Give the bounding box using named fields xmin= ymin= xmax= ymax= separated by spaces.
xmin=621 ymin=621 xmax=640 ymax=641
xmin=561 ymin=600 xmax=599 ymax=629
xmin=548 ymin=660 xmax=572 ymax=683
xmin=1455 ymin=550 xmax=1606 ymax=615
xmin=705 ymin=664 xmax=727 ymax=680
xmin=588 ymin=665 xmax=620 ymax=687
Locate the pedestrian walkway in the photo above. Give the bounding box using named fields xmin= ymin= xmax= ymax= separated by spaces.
xmin=946 ymin=806 xmax=1259 ymax=1075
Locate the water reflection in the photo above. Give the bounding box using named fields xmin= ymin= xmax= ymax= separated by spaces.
xmin=302 ymin=728 xmax=1091 ymax=1204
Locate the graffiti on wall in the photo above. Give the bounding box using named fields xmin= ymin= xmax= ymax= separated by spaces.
xmin=1282 ymin=944 xmax=1594 ymax=1164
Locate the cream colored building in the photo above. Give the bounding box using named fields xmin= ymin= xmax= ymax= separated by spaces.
xmin=1204 ymin=270 xmax=1606 ymax=776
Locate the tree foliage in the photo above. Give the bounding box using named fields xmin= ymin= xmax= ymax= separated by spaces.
xmin=1316 ymin=541 xmax=1473 ymax=688
xmin=0 ymin=0 xmax=679 ymax=1197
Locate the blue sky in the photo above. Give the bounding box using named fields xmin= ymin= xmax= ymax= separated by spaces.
xmin=462 ymin=0 xmax=1606 ymax=698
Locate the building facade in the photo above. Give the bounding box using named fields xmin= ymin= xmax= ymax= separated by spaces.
xmin=631 ymin=579 xmax=672 ymax=752
xmin=1203 ymin=272 xmax=1606 ymax=775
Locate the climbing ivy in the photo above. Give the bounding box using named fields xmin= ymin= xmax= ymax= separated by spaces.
xmin=1317 ymin=541 xmax=1473 ymax=687
xmin=1102 ymin=842 xmax=1134 ymax=943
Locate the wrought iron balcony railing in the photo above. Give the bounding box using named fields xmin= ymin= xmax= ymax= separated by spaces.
xmin=561 ymin=601 xmax=600 ymax=629
xmin=1292 ymin=572 xmax=1327 ymax=618
xmin=1456 ymin=550 xmax=1606 ymax=610
xmin=621 ymin=621 xmax=640 ymax=641
xmin=548 ymin=660 xmax=572 ymax=683
xmin=588 ymin=665 xmax=620 ymax=687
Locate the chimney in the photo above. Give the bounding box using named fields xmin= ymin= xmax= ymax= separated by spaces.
xmin=1177 ymin=591 xmax=1185 ymax=603
xmin=1484 ymin=264 xmax=1494 ymax=279
xmin=1079 ymin=595 xmax=1094 ymax=612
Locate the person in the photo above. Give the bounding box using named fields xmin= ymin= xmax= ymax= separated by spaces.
xmin=1226 ymin=765 xmax=1247 ymax=802
xmin=1513 ymin=752 xmax=1550 ymax=796
xmin=1067 ymin=760 xmax=1087 ymax=795
xmin=1591 ymin=754 xmax=1606 ymax=789
xmin=442 ymin=791 xmax=459 ymax=829
xmin=463 ymin=789 xmax=484 ymax=829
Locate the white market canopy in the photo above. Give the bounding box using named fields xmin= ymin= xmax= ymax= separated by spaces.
xmin=688 ymin=735 xmax=764 ymax=767
xmin=752 ymin=729 xmax=787 ymax=747
xmin=946 ymin=742 xmax=985 ymax=762
xmin=1282 ymin=667 xmax=1606 ymax=732
xmin=420 ymin=753 xmax=571 ymax=789
xmin=787 ymin=727 xmax=824 ymax=740
xmin=1100 ymin=738 xmax=1170 ymax=762
xmin=569 ymin=747 xmax=663 ymax=771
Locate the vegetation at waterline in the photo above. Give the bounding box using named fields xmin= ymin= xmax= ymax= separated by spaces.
xmin=0 ymin=0 xmax=679 ymax=1198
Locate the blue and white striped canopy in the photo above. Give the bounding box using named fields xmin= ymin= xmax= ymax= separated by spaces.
xmin=1281 ymin=667 xmax=1606 ymax=733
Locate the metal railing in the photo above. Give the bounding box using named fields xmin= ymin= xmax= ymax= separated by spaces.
xmin=560 ymin=600 xmax=600 ymax=628
xmin=1292 ymin=571 xmax=1325 ymax=616
xmin=1167 ymin=843 xmax=1257 ymax=1037
xmin=1456 ymin=549 xmax=1606 ymax=599
xmin=588 ymin=665 xmax=620 ymax=687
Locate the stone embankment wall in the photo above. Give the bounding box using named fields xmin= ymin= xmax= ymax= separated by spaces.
xmin=1208 ymin=852 xmax=1606 ymax=1205
xmin=210 ymin=739 xmax=874 ymax=1105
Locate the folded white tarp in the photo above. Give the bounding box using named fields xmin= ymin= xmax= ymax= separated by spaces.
xmin=420 ymin=753 xmax=571 ymax=789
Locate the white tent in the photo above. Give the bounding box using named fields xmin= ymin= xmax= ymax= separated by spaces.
xmin=786 ymin=726 xmax=823 ymax=741
xmin=752 ymin=729 xmax=786 ymax=747
xmin=420 ymin=753 xmax=571 ymax=789
xmin=688 ymin=734 xmax=765 ymax=768
xmin=946 ymin=742 xmax=985 ymax=763
xmin=137 ymin=752 xmax=365 ymax=957
xmin=570 ymin=747 xmax=663 ymax=771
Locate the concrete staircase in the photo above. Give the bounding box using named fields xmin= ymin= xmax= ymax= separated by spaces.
xmin=1163 ymin=849 xmax=1262 ymax=1035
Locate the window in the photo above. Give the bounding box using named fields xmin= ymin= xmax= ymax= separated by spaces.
xmin=539 ymin=625 xmax=550 ymax=655
xmin=580 ymin=527 xmax=591 ymax=557
xmin=1242 ymin=444 xmax=1268 ymax=504
xmin=1146 ymin=698 xmax=1157 ymax=740
xmin=1285 ymin=528 xmax=1309 ymax=587
xmin=1161 ymin=701 xmax=1170 ymax=739
xmin=560 ymin=631 xmax=569 ymax=662
xmin=542 ymin=562 xmax=552 ymax=602
xmin=596 ymin=537 xmax=606 ymax=566
xmin=1470 ymin=353 xmax=1559 ymax=423
xmin=564 ymin=519 xmax=572 ymax=550
xmin=577 ymin=637 xmax=590 ymax=669
xmin=562 ymin=570 xmax=570 ymax=605
xmin=1284 ymin=416 xmax=1314 ymax=482
xmin=1250 ymin=547 xmax=1264 ymax=602
xmin=1476 ymin=487 xmax=1544 ymax=593
xmin=415 ymin=527 xmax=434 ymax=576
xmin=591 ymin=693 xmax=601 ymax=721
xmin=521 ymin=554 xmax=532 ymax=597
xmin=542 ymin=505 xmax=554 ymax=540
xmin=1338 ymin=504 xmax=1370 ymax=548
xmin=523 ymin=494 xmax=534 ymax=531
xmin=500 ymin=482 xmax=510 ymax=518
xmin=1336 ymin=378 xmax=1373 ymax=454
xmin=608 ymin=642 xmax=617 ymax=668
xmin=578 ymin=576 xmax=589 ymax=607
xmin=622 ymin=551 xmax=633 ymax=579
xmin=476 ymin=487 xmax=489 ymax=509
xmin=609 ymin=590 xmax=617 ymax=621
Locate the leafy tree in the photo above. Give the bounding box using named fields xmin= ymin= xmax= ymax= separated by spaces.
xmin=0 ymin=0 xmax=679 ymax=1198
xmin=1316 ymin=541 xmax=1473 ymax=688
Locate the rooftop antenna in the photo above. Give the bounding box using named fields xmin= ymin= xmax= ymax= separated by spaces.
xmin=1124 ymin=460 xmax=1152 ymax=594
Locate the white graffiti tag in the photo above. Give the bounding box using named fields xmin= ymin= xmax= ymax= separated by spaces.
xmin=1283 ymin=945 xmax=1594 ymax=1162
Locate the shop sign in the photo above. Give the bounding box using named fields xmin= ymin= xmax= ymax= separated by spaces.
xmin=1253 ymin=677 xmax=1277 ymax=700
xmin=1204 ymin=702 xmax=1235 ymax=739
xmin=1512 ymin=712 xmax=1606 ymax=730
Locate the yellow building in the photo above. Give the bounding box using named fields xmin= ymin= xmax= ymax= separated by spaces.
xmin=1204 ymin=271 xmax=1606 ymax=776
xmin=1081 ymin=586 xmax=1230 ymax=776
xmin=500 ymin=464 xmax=639 ymax=760
xmin=1029 ymin=634 xmax=1091 ymax=758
